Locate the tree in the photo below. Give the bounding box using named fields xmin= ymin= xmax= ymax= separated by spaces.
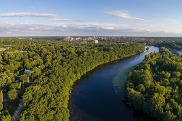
xmin=8 ymin=89 xmax=17 ymax=101
xmin=0 ymin=38 xmax=146 ymax=120
xmin=146 ymin=47 xmax=149 ymax=51
xmin=0 ymin=110 xmax=11 ymax=121
xmin=125 ymin=47 xmax=182 ymax=121
xmin=33 ymin=67 xmax=41 ymax=76
xmin=20 ymin=74 xmax=29 ymax=84
xmin=137 ymin=84 xmax=145 ymax=92
xmin=0 ymin=91 xmax=3 ymax=110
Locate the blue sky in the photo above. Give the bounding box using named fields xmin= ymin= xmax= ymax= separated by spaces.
xmin=0 ymin=0 xmax=182 ymax=36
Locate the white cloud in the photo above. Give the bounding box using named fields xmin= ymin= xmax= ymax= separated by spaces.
xmin=0 ymin=12 xmax=69 ymax=21
xmin=6 ymin=32 xmax=12 ymax=34
xmin=105 ymin=11 xmax=145 ymax=21
xmin=0 ymin=21 xmax=181 ymax=37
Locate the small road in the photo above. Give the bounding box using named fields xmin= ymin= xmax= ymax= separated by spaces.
xmin=12 ymin=100 xmax=24 ymax=121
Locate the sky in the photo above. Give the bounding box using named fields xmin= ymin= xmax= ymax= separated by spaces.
xmin=1 ymin=0 xmax=182 ymax=37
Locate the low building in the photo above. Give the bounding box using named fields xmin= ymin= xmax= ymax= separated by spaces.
xmin=24 ymin=69 xmax=34 ymax=74
xmin=93 ymin=40 xmax=98 ymax=44
xmin=80 ymin=40 xmax=87 ymax=44
xmin=63 ymin=36 xmax=71 ymax=41
xmin=6 ymin=46 xmax=11 ymax=50
xmin=0 ymin=48 xmax=6 ymax=51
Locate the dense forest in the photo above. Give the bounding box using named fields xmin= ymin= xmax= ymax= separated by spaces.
xmin=155 ymin=41 xmax=182 ymax=50
xmin=125 ymin=47 xmax=182 ymax=121
xmin=0 ymin=38 xmax=145 ymax=121
xmin=144 ymin=38 xmax=182 ymax=52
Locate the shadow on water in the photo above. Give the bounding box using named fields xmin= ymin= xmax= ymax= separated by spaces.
xmin=69 ymin=46 xmax=159 ymax=121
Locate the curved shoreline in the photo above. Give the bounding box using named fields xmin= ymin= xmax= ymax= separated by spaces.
xmin=68 ymin=46 xmax=159 ymax=121
xmin=68 ymin=50 xmax=145 ymax=119
xmin=69 ymin=51 xmax=143 ymax=90
xmin=124 ymin=47 xmax=182 ymax=121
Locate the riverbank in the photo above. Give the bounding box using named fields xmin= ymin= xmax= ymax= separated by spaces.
xmin=69 ymin=46 xmax=159 ymax=121
xmin=68 ymin=47 xmax=145 ymax=120
xmin=124 ymin=47 xmax=182 ymax=121
xmin=18 ymin=42 xmax=145 ymax=121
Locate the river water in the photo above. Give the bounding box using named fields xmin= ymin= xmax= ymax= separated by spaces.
xmin=69 ymin=46 xmax=159 ymax=121
xmin=177 ymin=50 xmax=182 ymax=56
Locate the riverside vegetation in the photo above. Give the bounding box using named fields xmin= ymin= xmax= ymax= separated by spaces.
xmin=0 ymin=38 xmax=145 ymax=121
xmin=125 ymin=47 xmax=182 ymax=121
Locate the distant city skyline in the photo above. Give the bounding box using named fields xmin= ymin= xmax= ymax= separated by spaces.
xmin=1 ymin=0 xmax=182 ymax=37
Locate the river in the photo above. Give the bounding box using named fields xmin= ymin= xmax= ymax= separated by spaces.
xmin=177 ymin=50 xmax=182 ymax=56
xmin=69 ymin=46 xmax=159 ymax=121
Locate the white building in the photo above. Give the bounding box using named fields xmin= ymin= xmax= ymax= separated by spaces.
xmin=24 ymin=69 xmax=34 ymax=74
xmin=93 ymin=40 xmax=98 ymax=44
xmin=64 ymin=36 xmax=71 ymax=41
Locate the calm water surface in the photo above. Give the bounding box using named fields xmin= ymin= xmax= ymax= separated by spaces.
xmin=69 ymin=46 xmax=159 ymax=121
xmin=177 ymin=50 xmax=182 ymax=56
